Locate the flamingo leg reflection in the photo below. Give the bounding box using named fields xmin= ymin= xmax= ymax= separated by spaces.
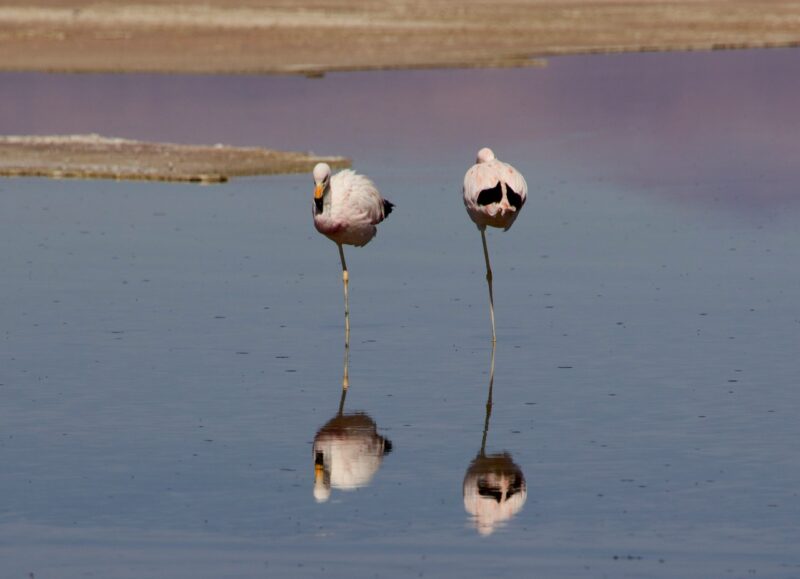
xmin=337 ymin=378 xmax=348 ymax=415
xmin=480 ymin=341 xmax=496 ymax=455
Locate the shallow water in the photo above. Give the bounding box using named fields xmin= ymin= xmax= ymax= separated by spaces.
xmin=1 ymin=49 xmax=800 ymax=578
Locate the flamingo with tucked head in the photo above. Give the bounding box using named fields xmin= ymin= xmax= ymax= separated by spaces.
xmin=312 ymin=162 xmax=394 ymax=387
xmin=462 ymin=148 xmax=528 ymax=342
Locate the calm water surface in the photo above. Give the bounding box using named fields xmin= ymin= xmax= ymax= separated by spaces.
xmin=1 ymin=49 xmax=799 ymax=578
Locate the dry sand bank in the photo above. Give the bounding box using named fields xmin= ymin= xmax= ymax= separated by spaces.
xmin=0 ymin=134 xmax=350 ymax=183
xmin=0 ymin=1 xmax=798 ymax=74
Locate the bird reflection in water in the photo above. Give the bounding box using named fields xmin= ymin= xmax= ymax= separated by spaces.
xmin=463 ymin=344 xmax=527 ymax=535
xmin=313 ymin=375 xmax=392 ymax=503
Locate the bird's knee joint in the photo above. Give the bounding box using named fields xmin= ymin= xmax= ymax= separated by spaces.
xmin=342 ymin=271 xmax=349 ymax=282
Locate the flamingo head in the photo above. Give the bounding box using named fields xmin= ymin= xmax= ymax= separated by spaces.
xmin=313 ymin=162 xmax=331 ymax=199
xmin=476 ymin=147 xmax=496 ymax=164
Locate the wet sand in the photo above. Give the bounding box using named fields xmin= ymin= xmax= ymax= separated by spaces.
xmin=0 ymin=134 xmax=350 ymax=183
xmin=0 ymin=1 xmax=798 ymax=75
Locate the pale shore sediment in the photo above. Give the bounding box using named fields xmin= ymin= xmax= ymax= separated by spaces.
xmin=0 ymin=134 xmax=350 ymax=183
xmin=0 ymin=1 xmax=798 ymax=75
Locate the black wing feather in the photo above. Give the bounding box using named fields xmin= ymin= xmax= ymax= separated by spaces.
xmin=477 ymin=182 xmax=503 ymax=206
xmin=506 ymin=184 xmax=524 ymax=210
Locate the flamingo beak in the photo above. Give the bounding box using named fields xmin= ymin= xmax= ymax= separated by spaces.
xmin=314 ymin=183 xmax=324 ymax=199
xmin=314 ymin=463 xmax=324 ymax=479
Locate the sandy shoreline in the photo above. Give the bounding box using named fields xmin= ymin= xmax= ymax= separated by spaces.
xmin=1 ymin=1 xmax=798 ymax=75
xmin=0 ymin=135 xmax=350 ymax=183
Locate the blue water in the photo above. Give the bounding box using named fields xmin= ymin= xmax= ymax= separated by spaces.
xmin=1 ymin=49 xmax=799 ymax=578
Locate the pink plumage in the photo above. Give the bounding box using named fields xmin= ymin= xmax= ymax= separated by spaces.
xmin=463 ymin=147 xmax=527 ymax=231
xmin=312 ymin=164 xmax=393 ymax=247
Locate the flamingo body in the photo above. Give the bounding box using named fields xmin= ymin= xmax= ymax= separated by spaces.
xmin=313 ymin=166 xmax=393 ymax=247
xmin=463 ymin=147 xmax=527 ymax=231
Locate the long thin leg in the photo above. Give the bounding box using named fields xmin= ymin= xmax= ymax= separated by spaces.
xmin=480 ymin=229 xmax=497 ymax=343
xmin=338 ymin=244 xmax=350 ymax=389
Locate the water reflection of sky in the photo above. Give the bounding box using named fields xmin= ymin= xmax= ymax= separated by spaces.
xmin=1 ymin=49 xmax=798 ymax=212
xmin=1 ymin=48 xmax=800 ymax=578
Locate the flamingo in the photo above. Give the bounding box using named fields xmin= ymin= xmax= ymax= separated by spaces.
xmin=463 ymin=148 xmax=528 ymax=342
xmin=312 ymin=162 xmax=394 ymax=387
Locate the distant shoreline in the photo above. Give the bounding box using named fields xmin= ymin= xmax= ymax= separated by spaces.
xmin=0 ymin=1 xmax=798 ymax=75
